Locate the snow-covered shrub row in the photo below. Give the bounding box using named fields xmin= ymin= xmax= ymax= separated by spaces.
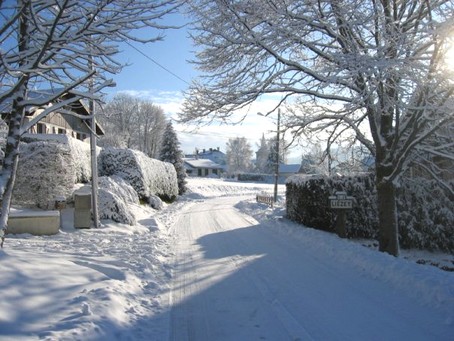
xmin=397 ymin=179 xmax=454 ymax=252
xmin=98 ymin=176 xmax=139 ymax=225
xmin=286 ymin=174 xmax=378 ymax=238
xmin=286 ymin=174 xmax=454 ymax=252
xmin=237 ymin=173 xmax=276 ymax=183
xmin=98 ymin=148 xmax=178 ymax=202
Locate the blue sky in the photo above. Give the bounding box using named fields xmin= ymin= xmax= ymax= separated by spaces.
xmin=109 ymin=13 xmax=196 ymax=94
xmin=105 ymin=12 xmax=301 ymax=161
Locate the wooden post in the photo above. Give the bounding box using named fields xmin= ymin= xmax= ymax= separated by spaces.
xmin=329 ymin=191 xmax=354 ymax=239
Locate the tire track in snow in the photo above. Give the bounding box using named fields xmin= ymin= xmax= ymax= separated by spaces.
xmin=211 ymin=207 xmax=314 ymax=341
xmin=169 ymin=196 xmax=314 ymax=340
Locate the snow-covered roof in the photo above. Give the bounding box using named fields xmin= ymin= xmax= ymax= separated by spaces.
xmin=279 ymin=164 xmax=301 ymax=173
xmin=1 ymin=89 xmax=104 ymax=135
xmin=184 ymin=158 xmax=224 ymax=169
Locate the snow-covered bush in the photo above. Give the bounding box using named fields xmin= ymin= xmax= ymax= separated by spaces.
xmin=12 ymin=136 xmax=92 ymax=208
xmin=148 ymin=195 xmax=163 ymax=210
xmin=286 ymin=174 xmax=378 ymax=238
xmin=22 ymin=134 xmax=92 ymax=183
xmin=99 ymin=148 xmax=178 ymax=202
xmin=98 ymin=176 xmax=138 ymax=225
xmin=397 ymin=179 xmax=454 ymax=252
xmin=14 ymin=141 xmax=76 ymax=208
xmin=286 ymin=174 xmax=454 ymax=252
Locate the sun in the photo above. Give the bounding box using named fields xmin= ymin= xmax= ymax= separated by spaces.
xmin=442 ymin=38 xmax=454 ymax=72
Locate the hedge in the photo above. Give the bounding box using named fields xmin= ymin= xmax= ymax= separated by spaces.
xmin=286 ymin=174 xmax=454 ymax=253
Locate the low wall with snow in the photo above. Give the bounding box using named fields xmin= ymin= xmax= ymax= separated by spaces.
xmin=13 ymin=135 xmax=92 ymax=208
xmin=286 ymin=173 xmax=454 ymax=253
xmin=98 ymin=148 xmax=178 ymax=202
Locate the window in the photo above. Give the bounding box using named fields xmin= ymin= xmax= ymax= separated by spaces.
xmin=58 ymin=128 xmax=66 ymax=135
xmin=36 ymin=123 xmax=46 ymax=134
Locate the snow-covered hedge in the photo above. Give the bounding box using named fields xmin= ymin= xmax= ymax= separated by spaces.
xmin=286 ymin=174 xmax=454 ymax=253
xmin=13 ymin=136 xmax=91 ymax=208
xmin=286 ymin=174 xmax=378 ymax=238
xmin=98 ymin=148 xmax=178 ymax=202
xmin=98 ymin=176 xmax=139 ymax=225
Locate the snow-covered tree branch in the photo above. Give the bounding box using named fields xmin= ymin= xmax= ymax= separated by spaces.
xmin=180 ymin=0 xmax=454 ymax=256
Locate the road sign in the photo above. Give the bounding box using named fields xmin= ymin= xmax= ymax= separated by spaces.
xmin=328 ymin=191 xmax=354 ymax=209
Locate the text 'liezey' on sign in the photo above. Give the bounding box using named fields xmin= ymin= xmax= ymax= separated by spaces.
xmin=329 ymin=199 xmax=353 ymax=209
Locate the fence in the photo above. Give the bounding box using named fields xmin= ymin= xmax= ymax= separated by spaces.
xmin=256 ymin=194 xmax=274 ymax=207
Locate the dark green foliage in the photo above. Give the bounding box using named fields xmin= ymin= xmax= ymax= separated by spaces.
xmin=159 ymin=122 xmax=187 ymax=195
xmin=286 ymin=174 xmax=454 ymax=253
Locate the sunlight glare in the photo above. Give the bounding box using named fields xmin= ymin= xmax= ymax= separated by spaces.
xmin=443 ymin=38 xmax=454 ymax=73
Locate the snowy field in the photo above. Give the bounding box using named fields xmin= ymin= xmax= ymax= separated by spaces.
xmin=0 ymin=177 xmax=453 ymax=340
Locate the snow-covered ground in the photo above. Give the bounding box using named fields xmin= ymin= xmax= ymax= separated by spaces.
xmin=0 ymin=178 xmax=453 ymax=340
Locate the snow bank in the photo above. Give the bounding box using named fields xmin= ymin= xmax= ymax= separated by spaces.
xmin=236 ymin=198 xmax=454 ymax=319
xmin=98 ymin=176 xmax=139 ymax=225
xmin=99 ymin=148 xmax=178 ymax=202
xmin=185 ymin=177 xmax=285 ymax=199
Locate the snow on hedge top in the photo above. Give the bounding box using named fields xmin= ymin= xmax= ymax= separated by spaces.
xmin=286 ymin=173 xmax=326 ymax=186
xmin=99 ymin=148 xmax=178 ymax=201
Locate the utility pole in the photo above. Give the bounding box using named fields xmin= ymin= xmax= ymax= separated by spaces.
xmin=257 ymin=109 xmax=281 ymax=203
xmin=274 ymin=109 xmax=281 ymax=202
xmin=89 ymin=47 xmax=99 ymax=228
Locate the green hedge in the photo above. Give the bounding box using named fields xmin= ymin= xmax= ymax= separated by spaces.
xmin=286 ymin=174 xmax=454 ymax=253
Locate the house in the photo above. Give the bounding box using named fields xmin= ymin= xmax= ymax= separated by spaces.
xmin=1 ymin=90 xmax=104 ymax=143
xmin=184 ymin=158 xmax=224 ymax=177
xmin=279 ymin=164 xmax=303 ymax=178
xmin=186 ymin=147 xmax=226 ymax=166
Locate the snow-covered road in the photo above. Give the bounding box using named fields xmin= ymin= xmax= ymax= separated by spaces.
xmin=0 ymin=178 xmax=452 ymax=340
xmin=167 ymin=195 xmax=452 ymax=341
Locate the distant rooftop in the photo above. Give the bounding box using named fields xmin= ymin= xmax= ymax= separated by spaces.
xmin=184 ymin=158 xmax=224 ymax=169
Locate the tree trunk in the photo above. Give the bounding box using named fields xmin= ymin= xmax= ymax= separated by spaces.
xmin=376 ymin=178 xmax=399 ymax=256
xmin=0 ymin=103 xmax=25 ymax=247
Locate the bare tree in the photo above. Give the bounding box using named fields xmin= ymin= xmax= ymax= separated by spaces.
xmin=99 ymin=94 xmax=167 ymax=158
xmin=226 ymin=137 xmax=253 ymax=174
xmin=180 ymin=0 xmax=454 ymax=256
xmin=0 ymin=0 xmax=178 ymax=245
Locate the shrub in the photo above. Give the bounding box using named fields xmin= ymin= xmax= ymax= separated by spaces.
xmin=98 ymin=176 xmax=138 ymax=225
xmin=286 ymin=174 xmax=453 ymax=252
xmin=13 ymin=137 xmax=91 ymax=208
xmin=99 ymin=147 xmax=178 ymax=202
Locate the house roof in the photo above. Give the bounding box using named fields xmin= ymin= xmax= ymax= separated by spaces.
xmin=279 ymin=164 xmax=301 ymax=173
xmin=184 ymin=158 xmax=224 ymax=169
xmin=1 ymin=89 xmax=104 ymax=136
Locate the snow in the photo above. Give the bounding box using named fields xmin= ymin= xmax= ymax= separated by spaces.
xmin=184 ymin=158 xmax=224 ymax=169
xmin=0 ymin=178 xmax=453 ymax=340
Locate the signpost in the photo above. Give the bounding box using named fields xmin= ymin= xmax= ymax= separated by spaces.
xmin=329 ymin=191 xmax=354 ymax=238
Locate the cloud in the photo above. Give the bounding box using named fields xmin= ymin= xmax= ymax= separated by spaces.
xmin=112 ymin=89 xmax=302 ymax=160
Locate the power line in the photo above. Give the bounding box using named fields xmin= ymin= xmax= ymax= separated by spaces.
xmin=124 ymin=40 xmax=190 ymax=85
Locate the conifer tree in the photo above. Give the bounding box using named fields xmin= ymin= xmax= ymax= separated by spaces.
xmin=159 ymin=122 xmax=187 ymax=195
